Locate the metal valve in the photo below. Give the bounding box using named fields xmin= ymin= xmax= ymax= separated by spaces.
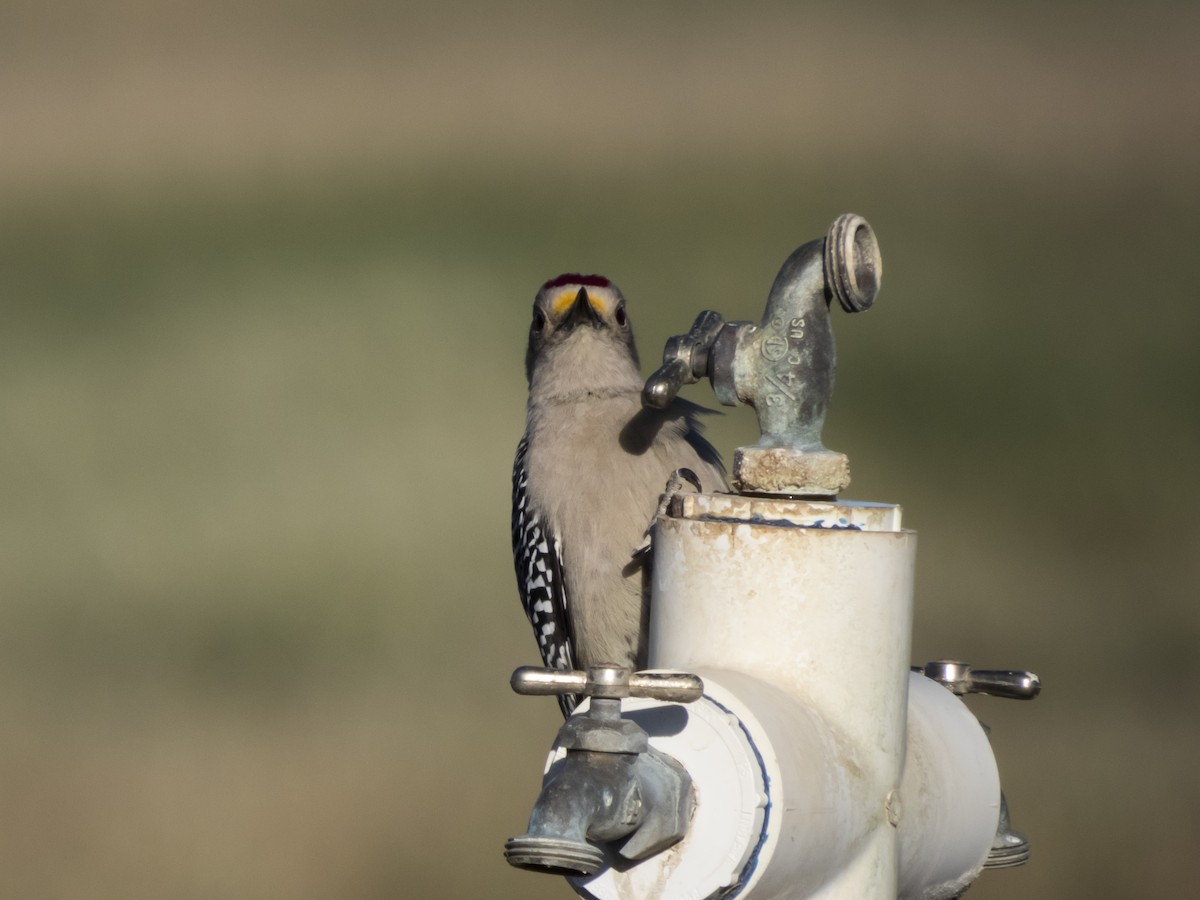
xmin=917 ymin=660 xmax=1041 ymax=700
xmin=642 ymin=213 xmax=882 ymax=496
xmin=505 ymin=665 xmax=704 ymax=875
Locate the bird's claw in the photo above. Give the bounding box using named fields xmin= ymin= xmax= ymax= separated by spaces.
xmin=633 ymin=468 xmax=705 ymax=557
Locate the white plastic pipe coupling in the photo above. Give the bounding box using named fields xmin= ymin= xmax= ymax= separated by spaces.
xmin=563 ymin=493 xmax=999 ymax=900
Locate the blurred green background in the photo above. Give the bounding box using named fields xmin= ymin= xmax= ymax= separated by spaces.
xmin=2 ymin=2 xmax=1197 ymax=897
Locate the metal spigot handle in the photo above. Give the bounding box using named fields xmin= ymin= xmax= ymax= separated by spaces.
xmin=919 ymin=660 xmax=1042 ymax=700
xmin=642 ymin=310 xmax=727 ymax=409
xmin=511 ymin=665 xmax=704 ymax=704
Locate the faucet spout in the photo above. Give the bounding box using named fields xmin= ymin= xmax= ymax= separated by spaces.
xmin=505 ymin=666 xmax=700 ymax=878
xmin=505 ymin=750 xmax=642 ymax=876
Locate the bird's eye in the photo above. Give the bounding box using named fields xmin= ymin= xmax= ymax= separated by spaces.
xmin=533 ymin=309 xmax=546 ymax=333
xmin=615 ymin=305 xmax=627 ymax=327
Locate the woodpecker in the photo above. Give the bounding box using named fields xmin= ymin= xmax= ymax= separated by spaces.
xmin=512 ymin=274 xmax=726 ymax=716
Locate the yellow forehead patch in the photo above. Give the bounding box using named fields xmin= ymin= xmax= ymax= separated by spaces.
xmin=551 ymin=288 xmax=610 ymax=317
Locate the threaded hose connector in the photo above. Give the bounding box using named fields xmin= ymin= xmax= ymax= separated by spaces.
xmin=504 ymin=835 xmax=604 ymax=876
xmin=825 ymin=213 xmax=881 ymax=313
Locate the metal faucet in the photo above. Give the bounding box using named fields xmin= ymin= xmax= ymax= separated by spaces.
xmin=504 ymin=665 xmax=703 ymax=877
xmin=643 ymin=213 xmax=881 ymax=496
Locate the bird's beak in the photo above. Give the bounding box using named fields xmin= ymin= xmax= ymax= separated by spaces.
xmin=563 ymin=287 xmax=604 ymax=329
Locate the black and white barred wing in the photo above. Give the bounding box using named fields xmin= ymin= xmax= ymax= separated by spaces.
xmin=512 ymin=435 xmax=577 ymax=717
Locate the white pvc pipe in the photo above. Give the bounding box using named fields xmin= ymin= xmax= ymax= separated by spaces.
xmin=896 ymin=673 xmax=1000 ymax=900
xmin=565 ymin=494 xmax=998 ymax=900
xmin=570 ymin=670 xmax=1000 ymax=900
xmin=648 ymin=495 xmax=915 ymax=899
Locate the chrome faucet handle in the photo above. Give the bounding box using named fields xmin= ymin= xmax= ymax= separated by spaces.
xmin=511 ymin=664 xmax=704 ymax=704
xmin=643 ymin=310 xmax=728 ymax=409
xmin=919 ymin=660 xmax=1042 ymax=700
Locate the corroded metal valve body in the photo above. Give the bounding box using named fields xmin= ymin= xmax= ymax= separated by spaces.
xmin=505 ymin=665 xmax=702 ymax=877
xmin=643 ymin=213 xmax=881 ymax=496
